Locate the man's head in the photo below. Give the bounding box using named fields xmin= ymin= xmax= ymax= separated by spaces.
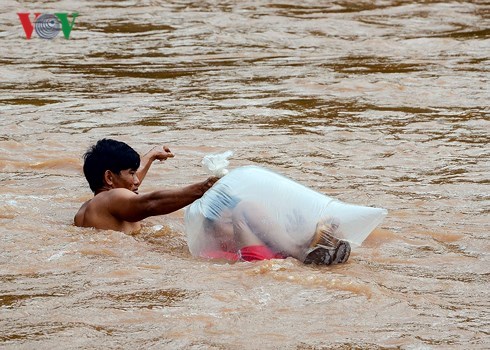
xmin=83 ymin=139 xmax=141 ymax=193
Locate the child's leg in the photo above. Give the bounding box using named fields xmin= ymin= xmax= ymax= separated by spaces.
xmin=231 ymin=201 xmax=304 ymax=258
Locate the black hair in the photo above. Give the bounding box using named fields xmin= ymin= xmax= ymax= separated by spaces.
xmin=83 ymin=138 xmax=140 ymax=193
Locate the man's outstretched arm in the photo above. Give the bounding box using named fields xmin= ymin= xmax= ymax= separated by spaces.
xmin=106 ymin=177 xmax=218 ymax=222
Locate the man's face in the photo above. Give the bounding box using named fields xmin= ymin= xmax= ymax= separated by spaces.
xmin=112 ymin=169 xmax=140 ymax=194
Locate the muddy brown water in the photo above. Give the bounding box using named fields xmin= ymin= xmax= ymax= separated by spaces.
xmin=0 ymin=1 xmax=489 ymax=349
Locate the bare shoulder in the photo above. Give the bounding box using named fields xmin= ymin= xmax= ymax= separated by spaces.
xmin=87 ymin=188 xmax=136 ymax=205
xmin=91 ymin=188 xmax=138 ymax=216
xmin=105 ymin=188 xmax=138 ymax=199
xmin=74 ymin=189 xmax=139 ymax=228
xmin=74 ymin=199 xmax=91 ymax=226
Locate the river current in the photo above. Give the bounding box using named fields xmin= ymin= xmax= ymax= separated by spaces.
xmin=0 ymin=0 xmax=489 ymax=349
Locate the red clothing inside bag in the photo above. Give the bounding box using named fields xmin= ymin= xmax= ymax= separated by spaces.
xmin=202 ymin=245 xmax=285 ymax=262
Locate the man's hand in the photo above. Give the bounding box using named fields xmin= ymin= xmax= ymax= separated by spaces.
xmin=202 ymin=176 xmax=219 ymax=192
xmin=149 ymin=145 xmax=174 ymax=162
xmin=189 ymin=176 xmax=220 ymax=201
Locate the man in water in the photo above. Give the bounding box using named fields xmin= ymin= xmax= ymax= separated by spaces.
xmin=74 ymin=138 xmax=218 ymax=233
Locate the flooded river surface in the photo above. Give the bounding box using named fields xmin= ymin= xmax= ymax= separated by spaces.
xmin=1 ymin=0 xmax=489 ymax=349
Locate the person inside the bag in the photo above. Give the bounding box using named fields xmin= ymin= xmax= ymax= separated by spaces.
xmin=200 ymin=198 xmax=351 ymax=265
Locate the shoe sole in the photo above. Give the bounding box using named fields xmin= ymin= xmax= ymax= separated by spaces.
xmin=304 ymin=241 xmax=351 ymax=265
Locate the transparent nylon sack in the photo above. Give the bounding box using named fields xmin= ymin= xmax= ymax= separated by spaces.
xmin=185 ymin=165 xmax=387 ymax=261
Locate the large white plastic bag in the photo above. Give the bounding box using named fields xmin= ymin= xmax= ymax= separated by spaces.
xmin=184 ymin=165 xmax=387 ymax=260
